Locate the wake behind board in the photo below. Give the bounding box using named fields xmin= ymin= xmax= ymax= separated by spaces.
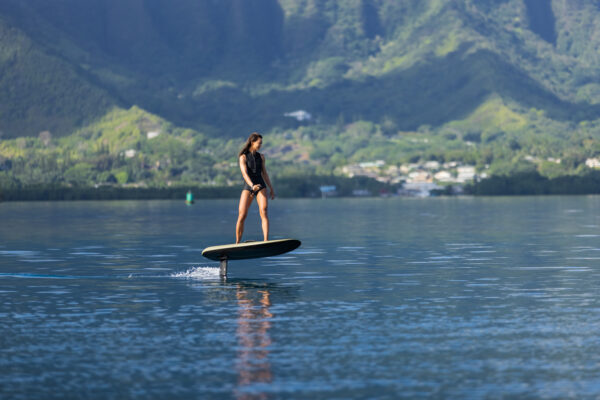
xmin=202 ymin=239 xmax=301 ymax=262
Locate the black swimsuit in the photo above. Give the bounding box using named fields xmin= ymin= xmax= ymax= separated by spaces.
xmin=242 ymin=151 xmax=266 ymax=195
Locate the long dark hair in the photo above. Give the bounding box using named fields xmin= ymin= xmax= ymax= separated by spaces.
xmin=238 ymin=132 xmax=263 ymax=157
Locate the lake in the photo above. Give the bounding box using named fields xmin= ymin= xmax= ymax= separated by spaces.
xmin=1 ymin=196 xmax=600 ymax=399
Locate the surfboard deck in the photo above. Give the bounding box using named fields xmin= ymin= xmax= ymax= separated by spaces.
xmin=202 ymin=239 xmax=301 ymax=261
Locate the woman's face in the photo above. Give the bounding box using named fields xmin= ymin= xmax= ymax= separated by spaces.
xmin=251 ymin=138 xmax=262 ymax=151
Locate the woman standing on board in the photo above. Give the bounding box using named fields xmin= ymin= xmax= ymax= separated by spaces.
xmin=236 ymin=132 xmax=275 ymax=243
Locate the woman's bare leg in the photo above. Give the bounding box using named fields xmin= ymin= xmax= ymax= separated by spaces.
xmin=256 ymin=190 xmax=269 ymax=241
xmin=236 ymin=190 xmax=254 ymax=243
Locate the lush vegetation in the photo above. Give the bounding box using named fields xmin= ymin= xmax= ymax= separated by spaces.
xmin=2 ymin=0 xmax=600 ymax=197
xmin=0 ymin=106 xmax=398 ymax=198
xmin=466 ymin=171 xmax=600 ymax=196
xmin=3 ymin=0 xmax=600 ymax=138
xmin=2 ymin=99 xmax=600 ymax=197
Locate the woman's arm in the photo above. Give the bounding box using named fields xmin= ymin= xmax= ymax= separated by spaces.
xmin=239 ymin=155 xmax=256 ymax=188
xmin=261 ymin=154 xmax=275 ymax=199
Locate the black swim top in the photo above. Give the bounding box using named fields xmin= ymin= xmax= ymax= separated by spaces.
xmin=244 ymin=151 xmax=264 ymax=184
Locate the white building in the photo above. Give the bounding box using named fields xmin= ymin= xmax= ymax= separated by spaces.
xmin=408 ymin=170 xmax=431 ymax=183
xmin=147 ymin=131 xmax=160 ymax=139
xmin=434 ymin=171 xmax=453 ymax=182
xmin=284 ymin=110 xmax=312 ymax=121
xmin=456 ymin=166 xmax=476 ymax=183
xmin=359 ymin=160 xmax=385 ymax=168
xmin=124 ymin=149 xmax=137 ymax=158
xmin=585 ymin=158 xmax=600 ymax=169
xmin=386 ymin=165 xmax=400 ymax=175
xmin=341 ymin=165 xmax=364 ymax=177
xmin=424 ymin=161 xmax=440 ymax=170
xmin=399 ymin=165 xmax=411 ymax=174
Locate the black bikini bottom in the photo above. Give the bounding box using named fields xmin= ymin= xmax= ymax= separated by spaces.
xmin=242 ymin=179 xmax=266 ymax=196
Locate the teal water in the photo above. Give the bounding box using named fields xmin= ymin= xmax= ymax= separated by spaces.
xmin=1 ymin=197 xmax=600 ymax=399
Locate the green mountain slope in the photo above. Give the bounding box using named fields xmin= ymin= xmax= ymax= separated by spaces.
xmin=2 ymin=0 xmax=600 ymax=191
xmin=10 ymin=2 xmax=600 ymax=122
xmin=2 ymin=0 xmax=600 ymax=135
xmin=0 ymin=16 xmax=116 ymax=138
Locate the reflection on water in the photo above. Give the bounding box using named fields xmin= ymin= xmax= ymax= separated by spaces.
xmin=235 ymin=284 xmax=273 ymax=399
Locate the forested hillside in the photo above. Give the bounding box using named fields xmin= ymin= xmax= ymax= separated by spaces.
xmin=2 ymin=0 xmax=600 ymax=192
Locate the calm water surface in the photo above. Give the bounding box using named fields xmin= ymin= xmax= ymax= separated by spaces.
xmin=1 ymin=197 xmax=600 ymax=399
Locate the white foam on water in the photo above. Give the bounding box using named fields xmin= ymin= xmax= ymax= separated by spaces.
xmin=293 ymin=249 xmax=326 ymax=255
xmin=294 ymin=275 xmax=335 ymax=279
xmin=0 ymin=273 xmax=75 ymax=279
xmin=406 ymin=260 xmax=448 ymax=264
xmin=171 ymin=266 xmax=220 ymax=280
xmin=0 ymin=250 xmax=38 ymax=257
xmin=428 ymin=255 xmax=464 ymax=260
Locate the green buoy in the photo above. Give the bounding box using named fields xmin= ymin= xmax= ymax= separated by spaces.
xmin=185 ymin=190 xmax=194 ymax=205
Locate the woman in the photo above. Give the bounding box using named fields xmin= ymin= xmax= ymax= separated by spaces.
xmin=236 ymin=132 xmax=275 ymax=243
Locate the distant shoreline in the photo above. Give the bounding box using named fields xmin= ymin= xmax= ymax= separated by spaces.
xmin=0 ymin=186 xmax=240 ymax=202
xmin=2 ymin=172 xmax=600 ymax=201
xmin=0 ymin=175 xmax=395 ymax=201
xmin=466 ymin=171 xmax=600 ymax=196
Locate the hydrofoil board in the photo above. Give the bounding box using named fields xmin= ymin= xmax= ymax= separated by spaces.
xmin=202 ymin=239 xmax=301 ymax=262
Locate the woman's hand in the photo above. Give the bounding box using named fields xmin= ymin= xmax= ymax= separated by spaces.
xmin=252 ymin=184 xmax=261 ymax=192
xmin=269 ymin=188 xmax=276 ymax=200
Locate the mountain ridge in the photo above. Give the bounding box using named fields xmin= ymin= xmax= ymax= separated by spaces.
xmin=2 ymin=0 xmax=600 ymax=189
xmin=2 ymin=0 xmax=600 ymax=140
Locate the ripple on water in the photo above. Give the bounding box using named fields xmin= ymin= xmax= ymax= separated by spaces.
xmin=327 ymin=259 xmax=366 ymax=265
xmin=3 ymin=197 xmax=600 ymax=399
xmin=293 ymin=249 xmax=326 ymax=255
xmin=0 ymin=250 xmax=38 ymax=257
xmin=0 ymin=273 xmax=76 ymax=280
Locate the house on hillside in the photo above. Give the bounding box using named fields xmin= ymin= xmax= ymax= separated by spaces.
xmin=424 ymin=161 xmax=440 ymax=170
xmin=408 ymin=170 xmax=431 ymax=183
xmin=586 ymin=158 xmax=600 ymax=169
xmin=284 ymin=110 xmax=312 ymax=121
xmin=456 ymin=166 xmax=476 ymax=183
xmin=434 ymin=170 xmax=453 ymax=182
